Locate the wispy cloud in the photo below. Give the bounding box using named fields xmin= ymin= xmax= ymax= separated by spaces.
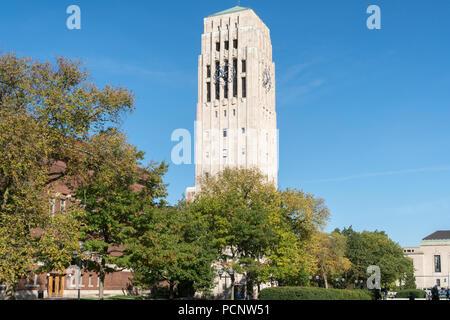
xmin=304 ymin=165 xmax=450 ymax=183
xmin=277 ymin=58 xmax=327 ymax=107
xmin=85 ymin=57 xmax=193 ymax=86
xmin=388 ymin=197 xmax=450 ymax=217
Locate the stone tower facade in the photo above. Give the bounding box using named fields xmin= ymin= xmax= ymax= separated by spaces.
xmin=190 ymin=6 xmax=278 ymax=196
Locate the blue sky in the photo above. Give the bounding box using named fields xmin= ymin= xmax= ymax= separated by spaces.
xmin=1 ymin=0 xmax=449 ymax=246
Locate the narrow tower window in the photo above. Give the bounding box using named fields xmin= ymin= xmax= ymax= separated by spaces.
xmin=225 ymin=40 xmax=229 ymax=50
xmin=242 ymin=60 xmax=247 ymax=73
xmin=206 ymin=82 xmax=211 ymax=102
xmin=224 ymin=60 xmax=229 ymax=98
xmin=233 ymin=59 xmax=238 ymax=97
xmin=206 ymin=65 xmax=211 ymax=78
xmin=215 ymin=83 xmax=220 ymax=100
xmin=216 ymin=42 xmax=220 ymax=51
xmin=233 ymin=39 xmax=238 ymax=49
xmin=242 ymin=77 xmax=247 ymax=98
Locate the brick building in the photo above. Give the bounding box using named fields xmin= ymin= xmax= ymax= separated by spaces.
xmin=10 ymin=160 xmax=135 ymax=299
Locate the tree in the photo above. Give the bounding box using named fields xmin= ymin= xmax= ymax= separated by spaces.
xmin=76 ymin=130 xmax=168 ymax=299
xmin=312 ymin=232 xmax=351 ymax=289
xmin=189 ymin=168 xmax=330 ymax=298
xmin=121 ymin=205 xmax=217 ymax=299
xmin=0 ymin=53 xmax=135 ymax=298
xmin=337 ymin=227 xmax=415 ymax=286
xmin=190 ymin=168 xmax=280 ymax=298
xmin=263 ymin=189 xmax=329 ymax=286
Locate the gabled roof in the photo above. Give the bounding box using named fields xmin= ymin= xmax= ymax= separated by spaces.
xmin=423 ymin=230 xmax=450 ymax=241
xmin=208 ymin=6 xmax=251 ymax=17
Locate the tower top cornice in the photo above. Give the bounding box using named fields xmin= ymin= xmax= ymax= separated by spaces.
xmin=207 ymin=6 xmax=251 ymax=18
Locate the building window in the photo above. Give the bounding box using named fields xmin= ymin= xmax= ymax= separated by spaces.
xmin=216 ymin=42 xmax=220 ymax=51
xmin=434 ymin=255 xmax=441 ymax=273
xmin=224 ymin=110 xmax=227 ymax=117
xmin=233 ymin=59 xmax=238 ymax=97
xmin=233 ymin=109 xmax=236 ymax=116
xmin=60 ymin=199 xmax=66 ymax=212
xmin=224 ymin=60 xmax=229 ymax=99
xmin=225 ymin=40 xmax=229 ymax=50
xmin=437 ymin=279 xmax=441 ymax=287
xmin=242 ymin=128 xmax=245 ymax=134
xmin=215 ymin=61 xmax=220 ymax=99
xmin=215 ymin=83 xmax=220 ymax=100
xmin=88 ymin=275 xmax=93 ymax=287
xmin=242 ymin=60 xmax=247 ymax=73
xmin=223 ymin=149 xmax=228 ymax=158
xmin=69 ymin=273 xmax=76 ymax=288
xmin=207 ymin=82 xmax=211 ymax=102
xmin=205 ymin=152 xmax=210 ymax=159
xmin=223 ymin=129 xmax=227 ymax=138
xmin=49 ymin=199 xmax=55 ymax=216
xmin=206 ymin=65 xmax=211 ymax=78
xmin=233 ymin=39 xmax=238 ymax=49
xmin=215 ymin=111 xmax=218 ymax=118
xmin=242 ymin=147 xmax=246 ymax=155
xmin=242 ymin=77 xmax=247 ymax=98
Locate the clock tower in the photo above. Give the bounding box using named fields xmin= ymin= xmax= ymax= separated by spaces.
xmin=188 ymin=6 xmax=278 ymax=197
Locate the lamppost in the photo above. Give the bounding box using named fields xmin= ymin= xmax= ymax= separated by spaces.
xmin=229 ymin=269 xmax=235 ymax=301
xmin=72 ymin=242 xmax=90 ymax=300
xmin=315 ymin=275 xmax=320 ymax=287
xmin=218 ymin=268 xmax=235 ymax=300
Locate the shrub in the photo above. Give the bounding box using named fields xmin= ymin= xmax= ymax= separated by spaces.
xmin=395 ymin=289 xmax=426 ymax=299
xmin=259 ymin=286 xmax=373 ymax=300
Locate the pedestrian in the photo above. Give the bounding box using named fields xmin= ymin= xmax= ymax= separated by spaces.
xmin=446 ymin=289 xmax=450 ymax=300
xmin=431 ymin=285 xmax=440 ymax=301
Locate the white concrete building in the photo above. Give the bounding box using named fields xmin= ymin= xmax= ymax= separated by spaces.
xmin=404 ymin=231 xmax=450 ymax=289
xmin=188 ymin=5 xmax=278 ymax=198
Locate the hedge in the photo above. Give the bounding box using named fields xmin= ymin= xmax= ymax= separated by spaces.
xmin=259 ymin=286 xmax=373 ymax=300
xmin=395 ymin=289 xmax=426 ymax=299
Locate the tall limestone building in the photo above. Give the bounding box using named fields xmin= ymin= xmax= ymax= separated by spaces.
xmin=187 ymin=6 xmax=278 ymax=198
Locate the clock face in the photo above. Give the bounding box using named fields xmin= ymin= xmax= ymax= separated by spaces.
xmin=214 ymin=62 xmax=236 ymax=86
xmin=262 ymin=67 xmax=272 ymax=92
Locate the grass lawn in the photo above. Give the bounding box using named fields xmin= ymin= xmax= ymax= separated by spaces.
xmin=81 ymin=295 xmax=150 ymax=300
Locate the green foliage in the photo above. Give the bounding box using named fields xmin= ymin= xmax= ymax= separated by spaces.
xmin=121 ymin=206 xmax=217 ymax=299
xmin=0 ymin=52 xmax=135 ymax=298
xmin=189 ymin=168 xmax=330 ymax=298
xmin=396 ymin=289 xmax=426 ymax=299
xmin=312 ymin=232 xmax=351 ymax=288
xmin=258 ymin=286 xmax=373 ymax=300
xmin=77 ymin=130 xmax=168 ymax=299
xmin=336 ymin=226 xmax=414 ymax=286
xmin=36 ymin=207 xmax=84 ymax=273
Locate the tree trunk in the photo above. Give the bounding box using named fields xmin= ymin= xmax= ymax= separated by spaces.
xmin=99 ymin=274 xmax=104 ymax=300
xmin=99 ymin=257 xmax=105 ymax=300
xmin=323 ymin=273 xmax=328 ymax=289
xmin=169 ymin=281 xmax=175 ymax=300
xmin=7 ymin=283 xmax=17 ymax=300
